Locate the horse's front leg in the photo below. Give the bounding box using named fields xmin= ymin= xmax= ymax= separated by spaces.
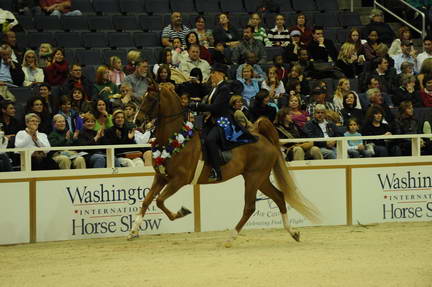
xmin=156 ymin=180 xmax=191 ymax=221
xmin=127 ymin=175 xmax=166 ymax=240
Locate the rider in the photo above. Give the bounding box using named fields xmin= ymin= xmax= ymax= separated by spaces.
xmin=189 ymin=63 xmax=232 ymax=182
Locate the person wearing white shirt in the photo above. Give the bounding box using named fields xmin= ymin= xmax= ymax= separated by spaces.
xmin=15 ymin=113 xmax=57 ymax=170
xmin=22 ymin=49 xmax=44 ymax=86
xmin=416 ymin=36 xmax=432 ymax=71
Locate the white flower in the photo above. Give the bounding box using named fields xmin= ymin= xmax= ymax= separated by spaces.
xmin=176 ymin=133 xmax=185 ymax=144
xmin=161 ymin=150 xmax=171 ymax=159
xmin=152 ymin=150 xmax=161 ymax=159
xmin=185 ymin=122 xmax=193 ymax=129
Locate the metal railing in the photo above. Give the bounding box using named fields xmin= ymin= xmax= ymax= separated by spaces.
xmin=374 ymin=0 xmax=426 ymax=38
xmin=0 ymin=133 xmax=431 ymax=178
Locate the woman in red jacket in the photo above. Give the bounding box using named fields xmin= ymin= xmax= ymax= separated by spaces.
xmin=44 ymin=47 xmax=69 ymax=86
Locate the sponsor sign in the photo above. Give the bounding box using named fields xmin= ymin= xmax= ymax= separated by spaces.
xmin=0 ymin=182 xmax=30 ymax=245
xmin=200 ymin=169 xmax=347 ymax=232
xmin=36 ymin=176 xmax=194 ymax=241
xmin=352 ymin=167 xmax=432 ymax=224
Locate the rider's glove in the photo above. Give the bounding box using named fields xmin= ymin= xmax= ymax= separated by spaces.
xmin=188 ymin=102 xmax=199 ymax=111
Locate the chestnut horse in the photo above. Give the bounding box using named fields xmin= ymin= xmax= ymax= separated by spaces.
xmin=128 ymin=84 xmax=319 ymax=244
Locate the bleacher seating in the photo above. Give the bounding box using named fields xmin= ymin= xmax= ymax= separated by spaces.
xmin=314 ymin=12 xmax=340 ymax=28
xmin=102 ymin=49 xmax=128 ymax=65
xmin=75 ymin=49 xmax=102 ymax=66
xmin=27 ymin=32 xmax=54 ymax=49
xmin=291 ymin=0 xmax=317 ymax=12
xmin=316 ymin=0 xmax=339 ymax=12
xmin=220 ymin=0 xmax=245 ymax=13
xmin=112 ymin=15 xmax=140 ymax=31
xmin=170 ymin=0 xmax=196 ymax=13
xmin=82 ymin=32 xmax=107 ymax=48
xmin=119 ymin=0 xmax=145 ymax=14
xmin=34 ymin=16 xmax=62 ymax=31
xmin=195 ymin=0 xmax=220 ymax=13
xmin=55 ymin=32 xmax=83 ymax=48
xmin=88 ymin=15 xmax=114 ymax=31
xmin=72 ymin=0 xmax=95 ymax=14
xmin=62 ymin=15 xmax=89 ymax=31
xmin=92 ymin=0 xmax=121 ymax=14
xmin=145 ymin=0 xmax=170 ymax=15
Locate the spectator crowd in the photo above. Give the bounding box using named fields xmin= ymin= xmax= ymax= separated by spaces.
xmin=1 ymin=0 xmax=432 ymax=172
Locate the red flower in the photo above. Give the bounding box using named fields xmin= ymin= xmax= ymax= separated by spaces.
xmin=172 ymin=140 xmax=180 ymax=147
xmin=155 ymin=157 xmax=165 ymax=165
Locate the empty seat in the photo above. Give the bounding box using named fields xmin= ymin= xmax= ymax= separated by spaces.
xmin=62 ymin=15 xmax=89 ymax=31
xmin=195 ymin=0 xmax=220 ymax=13
xmin=337 ymin=28 xmax=350 ymax=44
xmin=82 ymin=65 xmax=96 ymax=82
xmin=220 ymin=0 xmax=245 ymax=13
xmin=133 ymin=32 xmax=160 ymax=48
xmin=265 ymin=47 xmax=284 ymax=61
xmin=338 ymin=12 xmax=362 ymax=27
xmin=72 ymin=0 xmax=95 ymax=14
xmin=145 ymin=0 xmax=170 ymax=14
xmin=9 ymin=87 xmax=32 ymax=118
xmin=88 ymin=16 xmax=114 ymax=31
xmin=55 ymin=32 xmax=83 ymax=48
xmin=170 ymin=0 xmax=196 ymax=13
xmin=314 ymin=13 xmax=339 ymax=28
xmin=230 ymin=13 xmax=249 ymax=29
xmin=92 ymin=0 xmax=120 ymax=14
xmin=64 ymin=48 xmax=76 ymax=63
xmin=274 ymin=0 xmax=293 ymax=12
xmin=139 ymin=15 xmax=164 ymax=32
xmin=141 ymin=48 xmax=157 ymax=64
xmin=119 ymin=0 xmax=145 ymax=14
xmin=244 ymin=0 xmax=260 ymax=13
xmin=316 ymin=0 xmax=339 ymax=12
xmin=102 ymin=49 xmax=128 ymax=65
xmin=108 ymin=32 xmax=134 ymax=48
xmin=27 ymin=32 xmax=54 ymax=49
xmin=75 ymin=49 xmax=102 ymax=66
xmin=291 ymin=0 xmax=317 ymax=12
xmin=34 ymin=16 xmax=62 ymax=31
xmin=82 ymin=32 xmax=107 ymax=48
xmin=15 ymin=33 xmax=28 ymax=49
xmin=16 ymin=16 xmax=35 ymax=31
xmin=113 ymin=15 xmax=140 ymax=31
xmin=324 ymin=28 xmax=340 ymax=44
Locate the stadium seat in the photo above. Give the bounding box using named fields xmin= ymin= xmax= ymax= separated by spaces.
xmin=9 ymin=87 xmax=32 ymax=119
xmin=145 ymin=0 xmax=170 ymax=14
xmin=314 ymin=13 xmax=340 ymax=28
xmin=274 ymin=0 xmax=293 ymax=12
xmin=220 ymin=0 xmax=245 ymax=13
xmin=64 ymin=48 xmax=76 ymax=64
xmin=112 ymin=15 xmax=140 ymax=31
xmin=139 ymin=15 xmax=164 ymax=32
xmin=316 ymin=0 xmax=339 ymax=12
xmin=119 ymin=0 xmax=145 ymax=14
xmin=15 ymin=33 xmax=28 ymax=49
xmin=16 ymin=16 xmax=35 ymax=31
xmin=72 ymin=0 xmax=95 ymax=14
xmin=230 ymin=13 xmax=249 ymax=29
xmin=170 ymin=0 xmax=196 ymax=13
xmin=27 ymin=32 xmax=54 ymax=49
xmin=141 ymin=48 xmax=157 ymax=64
xmin=62 ymin=15 xmax=89 ymax=31
xmin=82 ymin=65 xmax=96 ymax=82
xmin=75 ymin=49 xmax=102 ymax=66
xmin=34 ymin=16 xmax=62 ymax=31
xmin=0 ymin=0 xmax=13 ymax=10
xmin=265 ymin=47 xmax=284 ymax=61
xmin=337 ymin=28 xmax=351 ymax=44
xmin=102 ymin=49 xmax=128 ymax=66
xmin=92 ymin=0 xmax=121 ymax=14
xmin=195 ymin=0 xmax=220 ymax=13
xmin=244 ymin=0 xmax=260 ymax=13
xmin=291 ymin=0 xmax=317 ymax=12
xmin=324 ymin=28 xmax=340 ymax=44
xmin=133 ymin=32 xmax=160 ymax=48
xmin=55 ymin=32 xmax=83 ymax=48
xmin=338 ymin=12 xmax=362 ymax=27
xmin=107 ymin=32 xmax=134 ymax=49
xmin=88 ymin=16 xmax=114 ymax=31
xmin=82 ymin=32 xmax=107 ymax=48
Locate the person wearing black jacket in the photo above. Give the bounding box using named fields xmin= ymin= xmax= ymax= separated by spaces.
xmin=307 ymin=26 xmax=338 ymax=63
xmin=0 ymin=44 xmax=24 ymax=86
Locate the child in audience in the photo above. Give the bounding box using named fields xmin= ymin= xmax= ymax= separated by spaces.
xmin=108 ymin=56 xmax=125 ymax=86
xmin=344 ymin=118 xmax=374 ymax=158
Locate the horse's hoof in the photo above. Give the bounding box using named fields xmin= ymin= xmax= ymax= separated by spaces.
xmin=178 ymin=206 xmax=192 ymax=217
xmin=292 ymin=231 xmax=301 ymax=242
xmin=127 ymin=231 xmax=139 ymax=241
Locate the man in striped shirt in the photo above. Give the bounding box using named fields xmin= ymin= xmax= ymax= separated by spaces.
xmin=268 ymin=14 xmax=290 ymax=47
xmin=161 ymin=11 xmax=191 ymax=47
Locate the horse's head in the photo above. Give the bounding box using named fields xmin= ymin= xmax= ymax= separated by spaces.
xmin=140 ymin=82 xmax=182 ymax=121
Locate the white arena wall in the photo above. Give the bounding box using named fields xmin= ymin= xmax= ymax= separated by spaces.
xmin=1 ymin=135 xmax=432 ymax=245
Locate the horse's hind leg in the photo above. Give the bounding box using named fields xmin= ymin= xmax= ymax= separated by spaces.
xmin=259 ymin=178 xmax=300 ymax=242
xmin=156 ymin=180 xmax=191 ymax=221
xmin=127 ymin=175 xmax=166 ymax=240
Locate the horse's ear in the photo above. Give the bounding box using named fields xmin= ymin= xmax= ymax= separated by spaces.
xmin=147 ymin=79 xmax=159 ymax=93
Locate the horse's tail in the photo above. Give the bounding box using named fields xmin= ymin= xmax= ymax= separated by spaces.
xmin=255 ymin=117 xmax=321 ymax=224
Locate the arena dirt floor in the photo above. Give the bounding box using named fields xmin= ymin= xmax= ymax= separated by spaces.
xmin=0 ymin=221 xmax=431 ymax=287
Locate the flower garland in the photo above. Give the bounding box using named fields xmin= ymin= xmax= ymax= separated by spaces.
xmin=151 ymin=121 xmax=194 ymax=174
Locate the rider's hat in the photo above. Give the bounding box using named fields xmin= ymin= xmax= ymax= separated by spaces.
xmin=211 ymin=63 xmax=228 ymax=75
